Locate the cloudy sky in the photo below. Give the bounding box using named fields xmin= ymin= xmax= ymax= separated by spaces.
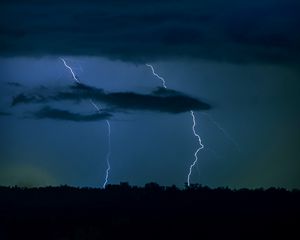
xmin=0 ymin=0 xmax=299 ymax=189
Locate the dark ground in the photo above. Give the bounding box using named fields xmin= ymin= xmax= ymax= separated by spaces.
xmin=0 ymin=183 xmax=299 ymax=239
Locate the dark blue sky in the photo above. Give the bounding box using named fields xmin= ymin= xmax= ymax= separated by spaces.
xmin=0 ymin=0 xmax=300 ymax=189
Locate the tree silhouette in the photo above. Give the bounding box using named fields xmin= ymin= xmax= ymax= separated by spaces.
xmin=0 ymin=183 xmax=299 ymax=239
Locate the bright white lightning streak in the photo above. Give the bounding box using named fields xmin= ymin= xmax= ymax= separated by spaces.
xmin=60 ymin=58 xmax=111 ymax=188
xmin=60 ymin=58 xmax=80 ymax=83
xmin=187 ymin=110 xmax=204 ymax=186
xmin=145 ymin=63 xmax=204 ymax=186
xmin=103 ymin=120 xmax=111 ymax=188
xmin=145 ymin=64 xmax=167 ymax=88
xmin=90 ymin=100 xmax=111 ymax=188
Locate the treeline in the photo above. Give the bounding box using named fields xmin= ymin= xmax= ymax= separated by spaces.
xmin=0 ymin=183 xmax=299 ymax=239
xmin=1 ymin=181 xmax=299 ymax=192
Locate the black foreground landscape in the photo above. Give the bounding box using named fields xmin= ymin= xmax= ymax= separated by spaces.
xmin=1 ymin=183 xmax=299 ymax=239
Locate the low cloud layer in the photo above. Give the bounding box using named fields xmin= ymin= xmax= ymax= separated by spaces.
xmin=6 ymin=82 xmax=23 ymax=88
xmin=0 ymin=111 xmax=11 ymax=116
xmin=1 ymin=0 xmax=299 ymax=63
xmin=12 ymin=84 xmax=211 ymax=114
xmin=31 ymin=106 xmax=111 ymax=122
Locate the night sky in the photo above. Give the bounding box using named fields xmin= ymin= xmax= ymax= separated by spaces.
xmin=0 ymin=0 xmax=300 ymax=189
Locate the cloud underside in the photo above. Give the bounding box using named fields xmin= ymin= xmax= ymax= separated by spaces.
xmin=6 ymin=82 xmax=23 ymax=87
xmin=0 ymin=111 xmax=11 ymax=116
xmin=0 ymin=0 xmax=299 ymax=63
xmin=32 ymin=106 xmax=111 ymax=122
xmin=12 ymin=84 xmax=211 ymax=114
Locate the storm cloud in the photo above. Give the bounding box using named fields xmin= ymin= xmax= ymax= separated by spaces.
xmin=0 ymin=111 xmax=11 ymax=116
xmin=31 ymin=106 xmax=111 ymax=122
xmin=6 ymin=82 xmax=23 ymax=88
xmin=12 ymin=84 xmax=211 ymax=114
xmin=0 ymin=0 xmax=299 ymax=63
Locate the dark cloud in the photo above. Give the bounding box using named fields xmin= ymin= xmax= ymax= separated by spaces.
xmin=31 ymin=106 xmax=111 ymax=122
xmin=12 ymin=93 xmax=46 ymax=106
xmin=0 ymin=0 xmax=299 ymax=63
xmin=12 ymin=83 xmax=211 ymax=113
xmin=0 ymin=111 xmax=11 ymax=116
xmin=152 ymin=87 xmax=184 ymax=97
xmin=6 ymin=82 xmax=23 ymax=88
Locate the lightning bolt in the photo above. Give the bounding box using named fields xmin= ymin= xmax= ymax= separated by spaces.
xmin=146 ymin=64 xmax=204 ymax=186
xmin=187 ymin=110 xmax=204 ymax=186
xmin=103 ymin=120 xmax=111 ymax=188
xmin=145 ymin=64 xmax=167 ymax=89
xmin=202 ymin=112 xmax=241 ymax=153
xmin=60 ymin=58 xmax=80 ymax=83
xmin=60 ymin=57 xmax=112 ymax=188
xmin=90 ymin=100 xmax=111 ymax=188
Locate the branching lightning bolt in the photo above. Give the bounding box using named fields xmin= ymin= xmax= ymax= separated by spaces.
xmin=202 ymin=112 xmax=241 ymax=153
xmin=60 ymin=57 xmax=111 ymax=188
xmin=146 ymin=63 xmax=204 ymax=186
